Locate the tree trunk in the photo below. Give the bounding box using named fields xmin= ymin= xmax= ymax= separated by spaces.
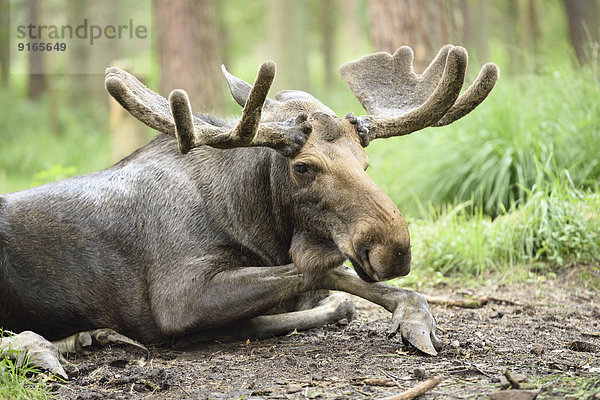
xmin=156 ymin=0 xmax=224 ymax=112
xmin=213 ymin=0 xmax=230 ymax=67
xmin=471 ymin=0 xmax=489 ymax=62
xmin=340 ymin=0 xmax=364 ymax=57
xmin=319 ymin=0 xmax=337 ymax=88
xmin=269 ymin=0 xmax=309 ymax=92
xmin=27 ymin=0 xmax=45 ymax=99
xmin=563 ymin=0 xmax=600 ymax=65
xmin=0 ymin=0 xmax=9 ymax=87
xmin=89 ymin=0 xmax=120 ymax=105
xmin=65 ymin=0 xmax=90 ymax=105
xmin=367 ymin=0 xmax=462 ymax=72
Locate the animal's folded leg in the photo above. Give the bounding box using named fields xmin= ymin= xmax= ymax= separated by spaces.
xmin=0 ymin=329 xmax=148 ymax=380
xmin=53 ymin=328 xmax=148 ymax=354
xmin=175 ymin=292 xmax=355 ymax=349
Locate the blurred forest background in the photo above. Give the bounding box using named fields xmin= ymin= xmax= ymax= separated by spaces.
xmin=0 ymin=0 xmax=598 ymax=280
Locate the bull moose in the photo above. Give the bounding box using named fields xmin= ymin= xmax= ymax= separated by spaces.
xmin=0 ymin=45 xmax=498 ymax=378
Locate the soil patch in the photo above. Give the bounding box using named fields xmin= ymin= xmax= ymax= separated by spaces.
xmin=51 ymin=274 xmax=600 ymax=399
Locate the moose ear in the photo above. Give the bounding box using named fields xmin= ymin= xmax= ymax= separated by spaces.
xmin=222 ymin=64 xmax=278 ymax=110
xmin=221 ymin=64 xmax=252 ymax=107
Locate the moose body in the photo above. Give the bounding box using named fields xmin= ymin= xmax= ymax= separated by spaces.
xmin=0 ymin=46 xmax=498 ymax=376
xmin=0 ymin=134 xmax=307 ymax=343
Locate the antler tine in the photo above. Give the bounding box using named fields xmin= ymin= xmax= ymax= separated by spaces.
xmin=169 ymin=61 xmax=277 ymax=154
xmin=433 ymin=62 xmax=499 ymax=126
xmin=168 ymin=89 xmax=196 ymax=154
xmin=222 ymin=63 xmax=279 ymax=110
xmin=340 ymin=45 xmax=499 ymax=146
xmin=106 ymin=62 xmax=311 ymax=157
xmin=105 ymin=67 xmax=178 ymax=136
xmin=421 ymin=44 xmax=454 ymax=82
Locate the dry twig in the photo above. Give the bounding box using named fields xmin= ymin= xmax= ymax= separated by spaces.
xmin=424 ymin=295 xmax=489 ymax=308
xmin=581 ymin=331 xmax=600 ymax=338
xmin=381 ymin=376 xmax=444 ymax=400
xmin=425 ymin=294 xmax=524 ymax=308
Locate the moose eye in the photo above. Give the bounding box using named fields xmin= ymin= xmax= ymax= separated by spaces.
xmin=293 ymin=163 xmax=309 ymax=174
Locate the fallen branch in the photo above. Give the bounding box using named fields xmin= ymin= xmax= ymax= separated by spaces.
xmin=363 ymin=378 xmax=396 ymax=387
xmin=485 ymin=296 xmax=522 ymax=306
xmin=425 ymin=294 xmax=523 ymax=308
xmin=581 ymin=331 xmax=600 ymax=338
xmin=424 ymin=295 xmax=489 ymax=308
xmin=381 ymin=376 xmax=444 ymax=400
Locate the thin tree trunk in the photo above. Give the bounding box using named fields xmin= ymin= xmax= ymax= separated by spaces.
xmin=269 ymin=0 xmax=309 ymax=91
xmin=564 ymin=0 xmax=600 ymax=65
xmin=320 ymin=0 xmax=337 ymax=88
xmin=89 ymin=0 xmax=120 ymax=105
xmin=156 ymin=0 xmax=224 ymax=112
xmin=66 ymin=0 xmax=90 ymax=105
xmin=340 ymin=0 xmax=363 ymax=58
xmin=0 ymin=0 xmax=9 ymax=87
xmin=475 ymin=0 xmax=489 ymax=62
xmin=213 ymin=0 xmax=230 ymax=68
xmin=27 ymin=0 xmax=45 ymax=99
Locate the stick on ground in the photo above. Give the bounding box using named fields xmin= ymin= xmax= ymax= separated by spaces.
xmin=381 ymin=376 xmax=444 ymax=400
xmin=424 ymin=295 xmax=489 ymax=308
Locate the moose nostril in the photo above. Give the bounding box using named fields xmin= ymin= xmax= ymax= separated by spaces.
xmin=359 ymin=249 xmax=381 ymax=281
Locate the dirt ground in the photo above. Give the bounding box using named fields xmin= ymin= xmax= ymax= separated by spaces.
xmin=48 ymin=271 xmax=600 ymax=400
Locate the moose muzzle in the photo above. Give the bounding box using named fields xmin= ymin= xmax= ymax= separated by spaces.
xmin=339 ymin=175 xmax=412 ymax=283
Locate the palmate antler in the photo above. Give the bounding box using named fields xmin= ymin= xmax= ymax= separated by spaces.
xmin=340 ymin=45 xmax=499 ymax=146
xmin=105 ymin=62 xmax=312 ymax=156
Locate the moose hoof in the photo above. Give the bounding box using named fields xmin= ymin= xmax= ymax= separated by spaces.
xmin=317 ymin=292 xmax=356 ymax=323
xmin=397 ymin=323 xmax=442 ymax=356
xmin=0 ymin=331 xmax=68 ymax=379
xmin=389 ymin=293 xmax=441 ymax=356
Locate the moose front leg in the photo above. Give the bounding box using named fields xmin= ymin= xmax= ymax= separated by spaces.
xmin=0 ymin=329 xmax=148 ymax=380
xmin=151 ymin=263 xmax=315 ymax=337
xmin=175 ymin=292 xmax=355 ymax=348
xmin=320 ymin=265 xmax=441 ymax=355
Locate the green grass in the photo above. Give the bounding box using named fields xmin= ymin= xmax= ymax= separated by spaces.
xmin=0 ymin=358 xmax=52 ymax=400
xmin=535 ymin=374 xmax=600 ymax=400
xmin=366 ymin=67 xmax=600 ymax=218
xmin=392 ymin=173 xmax=600 ymax=287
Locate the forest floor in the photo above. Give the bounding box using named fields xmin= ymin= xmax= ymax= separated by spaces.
xmin=48 ymin=269 xmax=600 ymax=400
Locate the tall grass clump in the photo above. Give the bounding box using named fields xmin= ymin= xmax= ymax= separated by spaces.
xmin=0 ymin=358 xmax=52 ymax=400
xmin=366 ymin=67 xmax=600 ymax=217
xmin=406 ymin=173 xmax=599 ymax=279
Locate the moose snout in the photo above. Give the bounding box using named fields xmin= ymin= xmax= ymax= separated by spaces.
xmin=350 ymin=221 xmax=411 ymax=282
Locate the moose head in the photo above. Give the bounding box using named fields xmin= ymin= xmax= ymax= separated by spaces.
xmin=105 ymin=45 xmax=498 ymax=284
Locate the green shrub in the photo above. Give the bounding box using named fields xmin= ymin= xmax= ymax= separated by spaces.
xmin=404 ymin=174 xmax=599 ymax=279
